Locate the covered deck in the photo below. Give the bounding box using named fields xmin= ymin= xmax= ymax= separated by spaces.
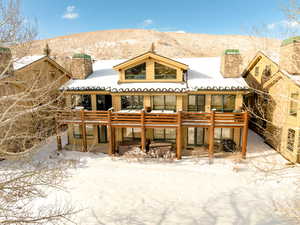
xmin=56 ymin=110 xmax=249 ymax=160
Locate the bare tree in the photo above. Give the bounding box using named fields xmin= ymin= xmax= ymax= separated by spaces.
xmin=0 ymin=1 xmax=77 ymax=224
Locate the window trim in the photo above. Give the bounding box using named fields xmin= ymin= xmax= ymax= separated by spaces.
xmin=124 ymin=63 xmax=146 ymax=80
xmin=188 ymin=94 xmax=205 ymax=112
xmin=154 ymin=62 xmax=177 ymax=80
xmin=151 ymin=95 xmax=177 ymax=111
xmin=287 ymin=128 xmax=296 ymax=152
xmin=211 ymin=95 xmax=236 ymax=112
xmin=289 ymin=93 xmax=298 ymax=116
xmin=121 ymin=95 xmax=144 ymax=110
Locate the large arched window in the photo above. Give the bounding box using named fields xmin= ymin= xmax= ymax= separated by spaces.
xmin=125 ymin=63 xmax=146 ymax=80
xmin=155 ymin=62 xmax=177 ymax=79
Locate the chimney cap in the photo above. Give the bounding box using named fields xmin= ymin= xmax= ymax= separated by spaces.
xmin=281 ymin=36 xmax=300 ymax=47
xmin=72 ymin=53 xmax=91 ymax=60
xmin=224 ymin=49 xmax=240 ymax=55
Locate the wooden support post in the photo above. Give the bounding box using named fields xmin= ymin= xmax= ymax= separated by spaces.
xmin=56 ymin=136 xmax=62 ymax=151
xmin=176 ymin=111 xmax=182 ymax=160
xmin=81 ymin=109 xmax=87 ymax=152
xmin=141 ymin=109 xmax=146 ymax=151
xmin=208 ymin=110 xmax=215 ymax=160
xmin=241 ymin=111 xmax=249 ymax=159
xmin=107 ymin=110 xmax=114 ymax=156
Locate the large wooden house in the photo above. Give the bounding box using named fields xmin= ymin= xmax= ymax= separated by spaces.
xmin=59 ymin=48 xmax=250 ymax=159
xmin=243 ymin=36 xmax=300 ymax=163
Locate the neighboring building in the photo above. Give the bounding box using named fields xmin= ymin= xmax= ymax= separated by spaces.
xmin=60 ymin=48 xmax=249 ymax=157
xmin=243 ymin=36 xmax=300 ymax=163
xmin=0 ymin=47 xmax=71 ymax=152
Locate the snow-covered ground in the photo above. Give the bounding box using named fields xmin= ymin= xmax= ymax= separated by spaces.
xmin=1 ymin=131 xmax=299 ymax=225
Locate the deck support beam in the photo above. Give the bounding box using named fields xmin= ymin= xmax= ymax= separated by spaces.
xmin=241 ymin=111 xmax=249 ymax=159
xmin=108 ymin=110 xmax=114 ymax=155
xmin=81 ymin=109 xmax=87 ymax=152
xmin=208 ymin=110 xmax=215 ymax=161
xmin=176 ymin=111 xmax=182 ymax=160
xmin=141 ymin=110 xmax=146 ymax=151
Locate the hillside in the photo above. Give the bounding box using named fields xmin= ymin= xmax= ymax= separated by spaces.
xmin=29 ymin=29 xmax=281 ymax=65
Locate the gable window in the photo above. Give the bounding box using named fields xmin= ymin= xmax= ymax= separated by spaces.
xmin=287 ymin=129 xmax=296 ymax=152
xmin=263 ymin=65 xmax=271 ymax=77
xmin=211 ymin=95 xmax=235 ymax=112
xmin=290 ymin=93 xmax=298 ymax=116
xmin=71 ymin=95 xmax=92 ymax=110
xmin=125 ymin=63 xmax=146 ymax=80
xmin=188 ymin=95 xmax=205 ymax=111
xmin=152 ymin=95 xmax=176 ymax=111
xmin=121 ymin=96 xmax=144 ymax=110
xmin=255 ymin=67 xmax=259 ymax=76
xmin=154 ymin=62 xmax=177 ymax=79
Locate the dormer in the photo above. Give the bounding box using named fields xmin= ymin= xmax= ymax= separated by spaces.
xmin=113 ymin=51 xmax=188 ymax=83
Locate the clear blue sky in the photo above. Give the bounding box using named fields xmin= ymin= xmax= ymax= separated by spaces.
xmin=21 ymin=0 xmax=294 ymax=40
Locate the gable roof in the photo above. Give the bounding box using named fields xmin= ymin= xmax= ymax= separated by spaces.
xmin=113 ymin=51 xmax=189 ymax=71
xmin=13 ymin=55 xmax=72 ymax=77
xmin=61 ymin=57 xmax=249 ymax=92
xmin=242 ymin=50 xmax=300 ymax=89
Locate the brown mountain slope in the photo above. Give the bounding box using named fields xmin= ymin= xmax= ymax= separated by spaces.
xmin=29 ymin=29 xmax=281 ymax=65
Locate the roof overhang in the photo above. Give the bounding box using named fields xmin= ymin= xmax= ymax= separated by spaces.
xmin=113 ymin=51 xmax=189 ymax=71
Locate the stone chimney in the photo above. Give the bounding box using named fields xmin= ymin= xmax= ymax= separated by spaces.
xmin=71 ymin=53 xmax=93 ymax=79
xmin=0 ymin=47 xmax=13 ymax=76
xmin=279 ymin=36 xmax=300 ymax=75
xmin=221 ymin=49 xmax=243 ymax=78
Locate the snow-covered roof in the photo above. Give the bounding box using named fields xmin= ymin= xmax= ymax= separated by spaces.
xmin=13 ymin=55 xmax=45 ymax=70
xmin=61 ymin=57 xmax=249 ymax=92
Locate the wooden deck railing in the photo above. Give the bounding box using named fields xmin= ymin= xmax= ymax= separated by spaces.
xmin=55 ymin=109 xmax=249 ymax=160
xmin=56 ymin=110 xmax=248 ymax=128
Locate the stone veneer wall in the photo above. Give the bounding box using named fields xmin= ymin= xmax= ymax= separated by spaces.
xmin=71 ymin=54 xmax=93 ymax=79
xmin=220 ymin=49 xmax=243 ymax=78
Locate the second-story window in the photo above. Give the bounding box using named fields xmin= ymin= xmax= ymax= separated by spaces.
xmin=290 ymin=93 xmax=298 ymax=116
xmin=121 ymin=96 xmax=144 ymax=110
xmin=211 ymin=95 xmax=235 ymax=112
xmin=71 ymin=94 xmax=92 ymax=110
xmin=152 ymin=95 xmax=176 ymax=111
xmin=125 ymin=63 xmax=146 ymax=80
xmin=188 ymin=95 xmax=205 ymax=111
xmin=154 ymin=62 xmax=177 ymax=79
xmin=287 ymin=129 xmax=296 ymax=152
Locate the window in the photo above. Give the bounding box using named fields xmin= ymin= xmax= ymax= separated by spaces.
xmin=263 ymin=65 xmax=271 ymax=77
xmin=96 ymin=95 xmax=112 ymax=110
xmin=125 ymin=63 xmax=146 ymax=80
xmin=188 ymin=95 xmax=205 ymax=111
xmin=121 ymin=96 xmax=144 ymax=110
xmin=153 ymin=128 xmax=176 ymax=142
xmin=49 ymin=71 xmax=56 ymax=77
xmin=287 ymin=129 xmax=296 ymax=152
xmin=73 ymin=125 xmax=94 ymax=139
xmin=152 ymin=95 xmax=176 ymax=111
xmin=214 ymin=128 xmax=232 ymax=139
xmin=122 ymin=128 xmax=141 ymax=141
xmin=188 ymin=128 xmax=204 ymax=146
xmin=71 ymin=95 xmax=92 ymax=110
xmin=290 ymin=93 xmax=298 ymax=116
xmin=98 ymin=126 xmax=107 ymax=143
xmin=73 ymin=125 xmax=82 ymax=139
xmin=255 ymin=67 xmax=259 ymax=76
xmin=211 ymin=95 xmax=235 ymax=112
xmin=154 ymin=62 xmax=177 ymax=79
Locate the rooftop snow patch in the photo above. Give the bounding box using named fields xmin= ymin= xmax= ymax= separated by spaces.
xmin=13 ymin=55 xmax=45 ymax=70
xmin=61 ymin=57 xmax=249 ymax=92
